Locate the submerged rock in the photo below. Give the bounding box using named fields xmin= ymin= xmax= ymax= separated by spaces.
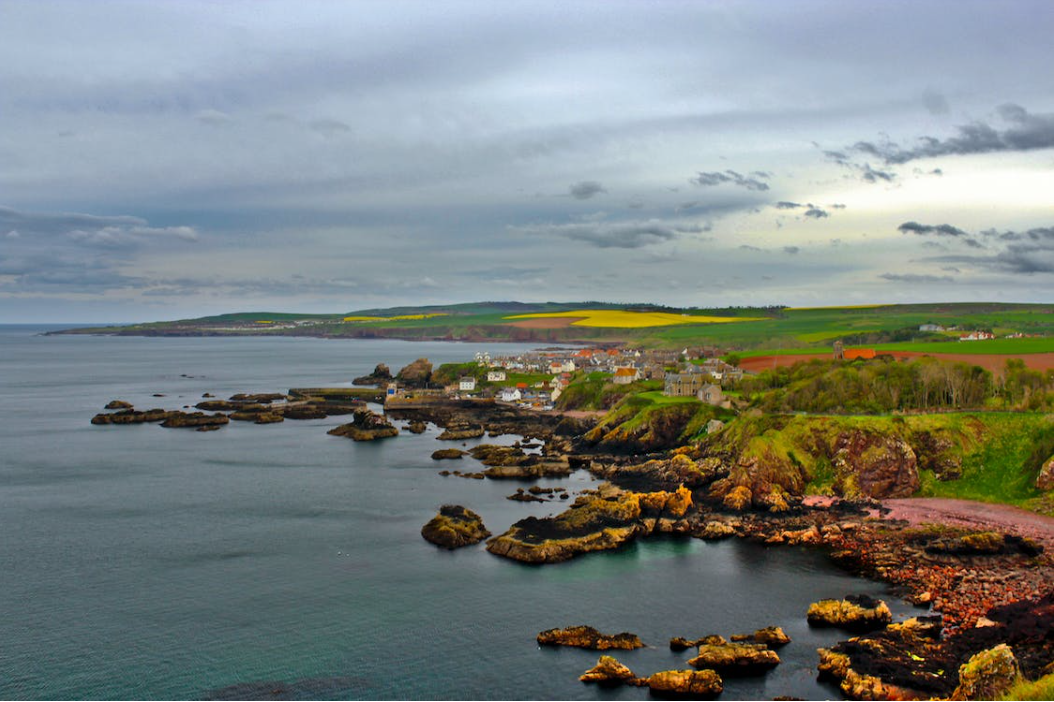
xmin=579 ymin=656 xmax=637 ymax=685
xmin=537 ymin=625 xmax=643 ymax=650
xmin=645 ymin=669 xmax=723 ymax=698
xmin=420 ymin=505 xmax=491 ymax=549
xmin=807 ymin=595 xmax=892 ymax=632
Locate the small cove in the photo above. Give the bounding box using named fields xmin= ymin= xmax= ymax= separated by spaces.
xmin=0 ymin=328 xmax=917 ymax=700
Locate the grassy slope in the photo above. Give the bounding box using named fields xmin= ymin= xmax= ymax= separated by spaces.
xmin=701 ymin=412 xmax=1054 ymax=507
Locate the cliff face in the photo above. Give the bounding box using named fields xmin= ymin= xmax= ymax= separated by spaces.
xmin=582 ymin=402 xmax=718 ymax=454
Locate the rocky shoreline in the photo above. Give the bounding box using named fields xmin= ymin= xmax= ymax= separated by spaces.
xmin=90 ymin=376 xmax=1054 ymax=700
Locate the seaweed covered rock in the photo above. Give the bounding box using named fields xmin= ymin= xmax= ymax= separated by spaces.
xmin=327 ymin=409 xmax=399 ymax=441
xmin=406 ymin=421 xmax=427 ymax=434
xmin=687 ymin=641 xmax=781 ymax=675
xmin=579 ymin=656 xmax=637 ymax=685
xmin=670 ymin=635 xmax=728 ymax=651
xmin=807 ymin=595 xmax=892 ymax=632
xmin=537 ymin=625 xmax=643 ymax=650
xmin=104 ymin=399 xmax=133 ymax=410
xmin=468 ymin=444 xmax=529 ymax=466
xmin=645 ymin=669 xmax=723 ymax=698
xmin=436 ymin=422 xmax=485 ymax=440
xmin=420 ymin=505 xmax=491 ymax=549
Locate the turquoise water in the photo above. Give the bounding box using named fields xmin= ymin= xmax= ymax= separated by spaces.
xmin=0 ymin=327 xmax=914 ymax=700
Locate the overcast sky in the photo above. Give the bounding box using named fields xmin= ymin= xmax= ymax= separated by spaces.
xmin=2 ymin=0 xmax=1053 ymax=322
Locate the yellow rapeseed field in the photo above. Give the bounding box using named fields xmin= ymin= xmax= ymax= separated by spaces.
xmin=342 ymin=313 xmax=448 ymax=322
xmin=505 ymin=309 xmax=763 ymax=328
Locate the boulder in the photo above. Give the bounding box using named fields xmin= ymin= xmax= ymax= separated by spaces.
xmin=406 ymin=421 xmax=427 ymax=434
xmin=436 ymin=423 xmax=485 ymax=440
xmin=687 ymin=641 xmax=781 ymax=675
xmin=807 ymin=595 xmax=892 ymax=632
xmin=536 ymin=625 xmax=643 ymax=650
xmin=431 ymin=448 xmax=466 ymax=460
xmin=420 ymin=505 xmax=491 ymax=549
xmin=104 ymin=400 xmax=133 ymax=410
xmin=698 ymin=521 xmax=737 ymax=540
xmin=645 ymin=670 xmax=723 ymax=698
xmin=579 ymin=656 xmax=637 ymax=685
xmin=670 ymin=635 xmax=727 ymax=651
xmin=951 ymin=644 xmax=1020 ymax=701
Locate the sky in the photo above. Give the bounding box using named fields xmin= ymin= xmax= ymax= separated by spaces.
xmin=1 ymin=0 xmax=1053 ymax=323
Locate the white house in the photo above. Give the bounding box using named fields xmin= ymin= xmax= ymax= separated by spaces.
xmin=487 ymin=370 xmax=507 ymax=382
xmin=459 ymin=377 xmax=477 ymax=391
xmin=500 ymin=388 xmax=522 ymax=402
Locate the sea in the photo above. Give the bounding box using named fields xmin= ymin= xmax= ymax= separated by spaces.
xmin=0 ymin=325 xmax=917 ymax=700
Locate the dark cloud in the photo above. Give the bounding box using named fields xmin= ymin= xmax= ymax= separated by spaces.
xmin=858 ymin=162 xmax=896 ymax=183
xmin=783 ymin=246 xmax=800 ymax=254
xmin=853 ymin=104 xmax=1054 ymax=164
xmin=878 ymin=273 xmax=954 ymax=283
xmin=568 ymin=181 xmax=607 ymax=200
xmin=775 ymin=201 xmax=802 ymax=209
xmin=738 ymin=244 xmax=762 ymax=252
xmin=690 ymin=169 xmax=770 ymax=191
xmin=916 ymin=226 xmax=1054 ymax=275
xmin=898 ymin=221 xmax=969 ymax=238
xmin=829 ymin=203 xmax=846 ymax=209
xmin=803 ymin=207 xmax=828 ymax=219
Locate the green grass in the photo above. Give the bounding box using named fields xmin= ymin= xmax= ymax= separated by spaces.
xmin=874 ymin=338 xmax=1054 ymax=354
xmin=1001 ymin=673 xmax=1054 ymax=701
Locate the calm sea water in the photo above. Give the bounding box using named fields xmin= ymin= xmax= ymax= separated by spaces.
xmin=0 ymin=326 xmax=915 ymax=700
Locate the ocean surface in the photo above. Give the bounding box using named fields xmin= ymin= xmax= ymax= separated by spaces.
xmin=0 ymin=326 xmax=917 ymax=700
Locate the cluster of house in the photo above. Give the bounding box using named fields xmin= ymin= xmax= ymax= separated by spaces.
xmin=661 ymin=358 xmax=744 ymax=408
xmin=920 ymin=324 xmax=1010 ymax=342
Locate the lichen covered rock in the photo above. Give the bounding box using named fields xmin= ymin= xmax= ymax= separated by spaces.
xmin=578 ymin=655 xmax=637 ymax=685
xmin=952 ymin=644 xmax=1020 ymax=701
xmin=645 ymin=669 xmax=723 ymax=698
xmin=687 ymin=641 xmax=781 ymax=675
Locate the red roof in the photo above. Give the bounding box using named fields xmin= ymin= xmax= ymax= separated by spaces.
xmin=516 ymin=382 xmax=528 ymax=388
xmin=844 ymin=348 xmax=876 ymax=360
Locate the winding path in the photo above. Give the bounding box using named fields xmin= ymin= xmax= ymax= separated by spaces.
xmin=880 ymin=497 xmax=1054 ymax=550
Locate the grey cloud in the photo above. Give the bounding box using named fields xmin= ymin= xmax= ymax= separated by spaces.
xmin=195 ymin=109 xmax=234 ymax=126
xmin=829 ymin=203 xmax=846 ymax=209
xmin=898 ymin=221 xmax=968 ymax=238
xmin=878 ymin=273 xmax=954 ymax=283
xmin=922 ymin=89 xmax=950 ymax=116
xmin=0 ymin=206 xmax=199 ymax=245
xmin=510 ymin=219 xmax=690 ymax=248
xmin=690 ymin=169 xmax=770 ymax=191
xmin=859 ymin=163 xmax=896 ymax=183
xmin=854 ymin=104 xmax=1054 ymax=164
xmin=775 ymin=201 xmax=802 ymax=209
xmin=309 ymin=119 xmax=352 ymax=137
xmin=738 ymin=244 xmax=762 ymax=251
xmin=569 ymin=181 xmax=607 ymax=200
xmin=783 ymin=246 xmax=800 ymax=254
xmin=803 ymin=207 xmax=828 ymax=219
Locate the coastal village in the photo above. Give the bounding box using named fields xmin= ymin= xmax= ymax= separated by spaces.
xmin=381 ymin=346 xmax=744 ymax=411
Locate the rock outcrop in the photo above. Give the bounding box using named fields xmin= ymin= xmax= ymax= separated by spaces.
xmin=431 ymin=448 xmax=465 ymax=460
xmin=91 ymin=408 xmax=174 ymax=425
xmin=536 ymin=625 xmax=643 ymax=650
xmin=436 ymin=422 xmax=485 ymax=440
xmin=832 ymin=431 xmax=919 ymax=498
xmin=104 ymin=400 xmax=133 ymax=410
xmin=645 ymin=669 xmax=723 ymax=698
xmin=159 ymin=411 xmax=230 ymax=429
xmin=730 ymin=626 xmax=791 ymax=647
xmin=807 ymin=595 xmax=893 ymax=632
xmin=327 ymin=408 xmax=399 ymax=441
xmin=420 ymin=505 xmax=491 ymax=549
xmin=1036 ymin=455 xmax=1054 ymax=491
xmin=687 ymin=641 xmax=781 ymax=675
xmin=578 ymin=656 xmax=637 ymax=685
xmin=395 ymin=358 xmax=433 ymax=388
xmin=352 ymin=363 xmax=393 ymax=386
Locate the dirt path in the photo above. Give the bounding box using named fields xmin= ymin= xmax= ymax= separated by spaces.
xmin=880 ymin=497 xmax=1054 ymax=550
